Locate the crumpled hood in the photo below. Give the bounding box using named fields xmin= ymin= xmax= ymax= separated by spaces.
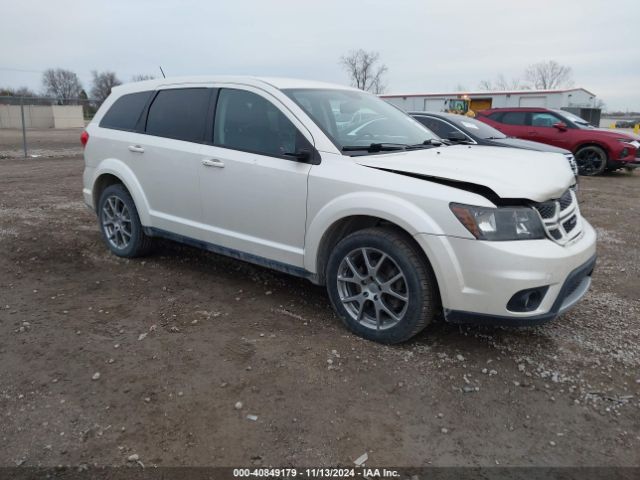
xmin=354 ymin=145 xmax=574 ymax=203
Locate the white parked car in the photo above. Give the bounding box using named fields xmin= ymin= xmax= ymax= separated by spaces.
xmin=82 ymin=76 xmax=597 ymax=343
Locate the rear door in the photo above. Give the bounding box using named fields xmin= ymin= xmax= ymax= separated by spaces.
xmin=198 ymin=87 xmax=313 ymax=268
xmin=131 ymin=87 xmax=213 ymax=236
xmin=494 ymin=111 xmax=530 ymax=139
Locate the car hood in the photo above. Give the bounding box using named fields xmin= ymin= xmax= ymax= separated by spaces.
xmin=490 ymin=137 xmax=571 ymax=154
xmin=354 ymin=145 xmax=574 ymax=203
xmin=587 ymin=128 xmax=640 ymax=140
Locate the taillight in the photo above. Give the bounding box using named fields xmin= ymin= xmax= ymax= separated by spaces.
xmin=81 ymin=130 xmax=89 ymax=147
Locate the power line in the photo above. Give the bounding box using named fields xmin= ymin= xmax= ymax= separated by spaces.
xmin=0 ymin=67 xmax=44 ymax=74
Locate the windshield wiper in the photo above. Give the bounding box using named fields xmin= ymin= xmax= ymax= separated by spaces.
xmin=342 ymin=143 xmax=408 ymax=152
xmin=406 ymin=139 xmax=444 ymax=149
xmin=484 ymin=136 xmax=505 ymax=140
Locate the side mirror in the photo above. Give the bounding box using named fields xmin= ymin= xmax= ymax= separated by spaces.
xmin=284 ymin=148 xmax=321 ymax=165
xmin=553 ymin=122 xmax=568 ymax=131
xmin=447 ymin=131 xmax=469 ymax=143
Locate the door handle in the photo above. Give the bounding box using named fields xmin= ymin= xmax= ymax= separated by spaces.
xmin=128 ymin=145 xmax=145 ymax=153
xmin=202 ymin=158 xmax=225 ymax=168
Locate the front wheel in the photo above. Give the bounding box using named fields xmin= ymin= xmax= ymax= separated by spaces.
xmin=326 ymin=227 xmax=438 ymax=344
xmin=575 ymin=145 xmax=607 ymax=176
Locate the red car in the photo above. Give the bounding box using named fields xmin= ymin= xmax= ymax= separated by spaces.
xmin=476 ymin=108 xmax=640 ymax=175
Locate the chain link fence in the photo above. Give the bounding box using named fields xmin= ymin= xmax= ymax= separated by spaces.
xmin=0 ymin=96 xmax=99 ymax=159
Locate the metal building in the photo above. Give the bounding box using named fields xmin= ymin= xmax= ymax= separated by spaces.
xmin=381 ymin=88 xmax=597 ymax=113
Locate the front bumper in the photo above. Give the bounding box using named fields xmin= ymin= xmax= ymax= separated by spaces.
xmin=611 ymin=144 xmax=640 ymax=169
xmin=444 ymin=254 xmax=595 ymax=326
xmin=414 ymin=219 xmax=597 ymax=326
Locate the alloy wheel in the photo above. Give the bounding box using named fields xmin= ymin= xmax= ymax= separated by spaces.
xmin=336 ymin=247 xmax=409 ymax=331
xmin=576 ymin=147 xmax=606 ymax=175
xmin=101 ymin=195 xmax=132 ymax=249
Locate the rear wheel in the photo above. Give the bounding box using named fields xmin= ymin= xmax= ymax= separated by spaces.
xmin=326 ymin=227 xmax=438 ymax=344
xmin=575 ymin=145 xmax=607 ymax=176
xmin=98 ymin=184 xmax=152 ymax=257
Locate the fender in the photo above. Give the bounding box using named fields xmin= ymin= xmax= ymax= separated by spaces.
xmin=92 ymin=158 xmax=152 ymax=226
xmin=573 ymin=140 xmax=611 ymax=157
xmin=303 ymin=191 xmax=445 ymax=273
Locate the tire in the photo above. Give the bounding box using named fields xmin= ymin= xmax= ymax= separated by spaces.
xmin=326 ymin=227 xmax=438 ymax=344
xmin=97 ymin=183 xmax=152 ymax=258
xmin=575 ymin=145 xmax=607 ymax=176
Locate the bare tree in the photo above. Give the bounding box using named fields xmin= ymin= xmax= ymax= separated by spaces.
xmin=131 ymin=74 xmax=155 ymax=82
xmin=477 ymin=79 xmax=494 ymax=91
xmin=0 ymin=86 xmax=38 ymax=97
xmin=91 ymin=70 xmax=122 ymax=103
xmin=340 ymin=49 xmax=388 ymax=94
xmin=524 ymin=60 xmax=573 ymax=90
xmin=42 ymin=68 xmax=83 ymax=103
xmin=478 ymin=74 xmax=528 ymax=91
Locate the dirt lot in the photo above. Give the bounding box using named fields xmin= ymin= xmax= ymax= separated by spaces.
xmin=0 ymin=128 xmax=84 ymax=159
xmin=0 ymin=156 xmax=639 ymax=469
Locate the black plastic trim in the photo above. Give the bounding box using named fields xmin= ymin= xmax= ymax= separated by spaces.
xmin=444 ymin=254 xmax=596 ymax=326
xmin=143 ymin=227 xmax=314 ymax=281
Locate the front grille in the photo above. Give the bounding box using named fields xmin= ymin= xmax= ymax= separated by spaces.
xmin=549 ymin=229 xmax=562 ymax=240
xmin=564 ymin=154 xmax=578 ymax=175
xmin=559 ymin=190 xmax=573 ymax=210
xmin=536 ymin=201 xmax=556 ymax=219
xmin=532 ymin=189 xmax=583 ymax=246
xmin=563 ymin=215 xmax=577 ymax=233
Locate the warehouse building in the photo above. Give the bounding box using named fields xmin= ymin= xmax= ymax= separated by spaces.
xmin=381 ymin=87 xmax=597 ymax=114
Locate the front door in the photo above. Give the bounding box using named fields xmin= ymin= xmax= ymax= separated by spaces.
xmin=198 ymin=87 xmax=313 ymax=268
xmin=527 ymin=111 xmax=571 ymax=148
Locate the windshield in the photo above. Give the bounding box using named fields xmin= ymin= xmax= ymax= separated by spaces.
xmin=554 ymin=109 xmax=595 ymax=129
xmin=283 ymin=88 xmax=438 ymax=152
xmin=449 ymin=116 xmax=507 ymax=139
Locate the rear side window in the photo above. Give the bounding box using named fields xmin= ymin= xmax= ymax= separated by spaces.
xmin=414 ymin=116 xmax=451 ymax=138
xmin=500 ymin=112 xmax=527 ymax=126
xmin=100 ymin=91 xmax=152 ymax=131
xmin=145 ymin=88 xmax=211 ymax=142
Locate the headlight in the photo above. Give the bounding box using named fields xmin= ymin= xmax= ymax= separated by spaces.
xmin=450 ymin=203 xmax=545 ymax=241
xmin=617 ymin=139 xmax=640 ymax=148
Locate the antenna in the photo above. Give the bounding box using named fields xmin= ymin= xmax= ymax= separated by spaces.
xmin=159 ymin=66 xmax=166 ymax=79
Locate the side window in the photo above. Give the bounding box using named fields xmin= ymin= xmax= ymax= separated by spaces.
xmin=500 ymin=112 xmax=527 ymax=126
xmin=100 ymin=91 xmax=153 ymax=131
xmin=145 ymin=88 xmax=211 ymax=142
xmin=213 ymin=89 xmax=309 ymax=157
xmin=531 ymin=112 xmax=561 ymax=127
xmin=415 ymin=117 xmax=453 ymax=138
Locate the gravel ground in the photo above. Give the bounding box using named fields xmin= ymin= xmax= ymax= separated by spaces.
xmin=0 ymin=156 xmax=638 ymax=469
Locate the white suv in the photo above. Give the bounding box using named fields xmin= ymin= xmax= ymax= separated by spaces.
xmin=82 ymin=76 xmax=597 ymax=343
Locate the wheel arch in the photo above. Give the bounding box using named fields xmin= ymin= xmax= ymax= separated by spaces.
xmin=91 ymin=160 xmax=151 ymax=225
xmin=574 ymin=141 xmax=611 ymax=159
xmin=309 ymin=213 xmax=439 ymax=290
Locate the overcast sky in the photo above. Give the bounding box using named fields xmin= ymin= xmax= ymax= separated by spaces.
xmin=1 ymin=0 xmax=639 ymax=110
